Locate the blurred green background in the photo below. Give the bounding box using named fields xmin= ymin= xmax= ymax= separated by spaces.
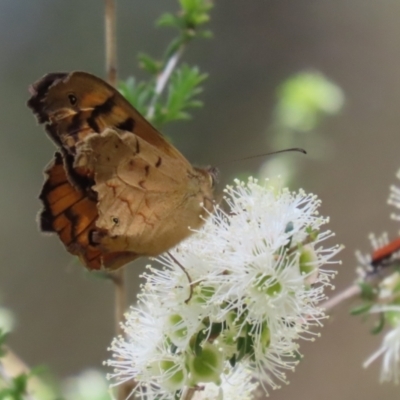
xmin=1 ymin=0 xmax=400 ymax=398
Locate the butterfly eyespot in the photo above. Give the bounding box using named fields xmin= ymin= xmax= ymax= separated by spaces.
xmin=68 ymin=93 xmax=77 ymax=105
xmin=112 ymin=217 xmax=119 ymax=225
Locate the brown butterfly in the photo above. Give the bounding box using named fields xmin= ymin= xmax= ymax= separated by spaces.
xmin=28 ymin=72 xmax=217 ymax=271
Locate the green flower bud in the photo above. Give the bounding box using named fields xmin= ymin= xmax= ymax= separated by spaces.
xmin=189 ymin=343 xmax=224 ymax=384
xmin=260 ymin=322 xmax=271 ymax=349
xmin=385 ymin=309 xmax=400 ymax=327
xmin=254 ymin=273 xmax=282 ymax=296
xmin=167 ymin=314 xmax=188 ymax=346
xmin=299 ymin=245 xmax=318 ymax=286
xmin=193 ymin=284 xmax=216 ymax=304
xmin=158 ymin=359 xmax=187 ymax=391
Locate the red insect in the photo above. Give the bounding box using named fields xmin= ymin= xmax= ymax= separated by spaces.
xmin=371 ymin=237 xmax=400 ymax=267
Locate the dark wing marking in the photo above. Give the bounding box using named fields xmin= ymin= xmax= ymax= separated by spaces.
xmin=39 ymin=153 xmax=138 ymax=270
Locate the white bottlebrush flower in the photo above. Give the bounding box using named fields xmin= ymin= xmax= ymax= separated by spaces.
xmin=364 ymin=306 xmax=400 ymax=384
xmin=107 ymin=178 xmax=340 ymax=399
xmin=355 ymin=167 xmax=400 ymax=384
xmin=355 ymin=168 xmax=400 ymax=280
xmin=192 ymin=365 xmax=258 ymax=400
xmin=353 ymin=167 xmax=400 ymax=386
xmin=107 ymin=307 xmax=189 ymax=398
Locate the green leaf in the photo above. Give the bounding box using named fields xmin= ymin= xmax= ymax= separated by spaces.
xmin=156 ymin=13 xmax=182 ymax=29
xmin=0 ymin=373 xmax=29 ymax=400
xmin=393 ymin=263 xmax=400 ymax=272
xmin=154 ymin=64 xmax=207 ymax=127
xmin=305 ymin=226 xmax=319 ymax=241
xmin=392 ymin=281 xmax=400 ymax=294
xmin=138 ymin=53 xmax=162 ymax=75
xmin=157 ymin=0 xmax=213 ymax=47
xmin=0 ymin=389 xmax=14 ymax=400
xmin=180 ymin=0 xmax=213 ymax=25
xmin=198 ymin=30 xmax=213 ymax=39
xmin=349 ymin=303 xmax=373 ymax=316
xmin=358 ymin=281 xmax=375 ymax=301
xmin=180 ymin=0 xmax=196 ymax=11
xmin=236 ymin=324 xmax=254 ymax=362
xmin=118 ymin=0 xmax=213 ymax=131
xmin=228 ymin=354 xmax=236 ymax=368
xmin=194 ymin=329 xmax=207 ymax=357
xmin=12 ymin=374 xmax=28 ymax=395
xmin=180 ymin=0 xmax=209 ymax=13
xmin=209 ymin=322 xmax=224 ymax=337
xmin=118 ymin=77 xmax=154 ymax=115
xmin=236 ymin=337 xmax=246 ymax=362
xmin=371 ymin=313 xmax=385 ymax=335
xmin=164 ymin=37 xmax=185 ymax=60
xmin=293 ymin=350 xmax=303 ymax=362
xmin=0 ymin=330 xmax=8 ymax=357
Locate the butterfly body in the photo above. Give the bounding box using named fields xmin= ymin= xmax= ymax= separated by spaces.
xmin=28 ymin=71 xmax=216 ymax=270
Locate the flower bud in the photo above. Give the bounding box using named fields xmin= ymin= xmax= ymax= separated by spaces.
xmin=189 ymin=343 xmax=224 ymax=384
xmin=158 ymin=359 xmax=187 ymax=391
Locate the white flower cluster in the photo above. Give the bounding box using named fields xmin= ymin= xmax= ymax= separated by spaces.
xmin=359 ymin=168 xmax=400 ymax=384
xmin=364 ymin=303 xmax=400 ymax=384
xmin=107 ymin=178 xmax=340 ymax=399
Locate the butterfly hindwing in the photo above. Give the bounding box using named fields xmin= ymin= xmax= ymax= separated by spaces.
xmin=39 ymin=152 xmax=138 ymax=270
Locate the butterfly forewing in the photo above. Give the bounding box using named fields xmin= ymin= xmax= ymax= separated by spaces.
xmin=28 ymin=72 xmax=188 ymax=161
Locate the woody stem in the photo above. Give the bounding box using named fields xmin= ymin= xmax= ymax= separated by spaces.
xmin=104 ymin=1 xmax=130 ymax=399
xmin=105 ymin=0 xmax=117 ymax=87
xmin=320 ymin=259 xmax=400 ymax=313
xmin=180 ymin=386 xmax=196 ymax=400
xmin=109 ymin=271 xmax=127 ymax=336
xmin=105 ymin=0 xmax=126 ymax=336
xmin=320 ymin=284 xmax=361 ymax=312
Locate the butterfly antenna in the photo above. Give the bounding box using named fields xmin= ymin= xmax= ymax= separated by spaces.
xmin=217 ymin=147 xmax=307 ymax=167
